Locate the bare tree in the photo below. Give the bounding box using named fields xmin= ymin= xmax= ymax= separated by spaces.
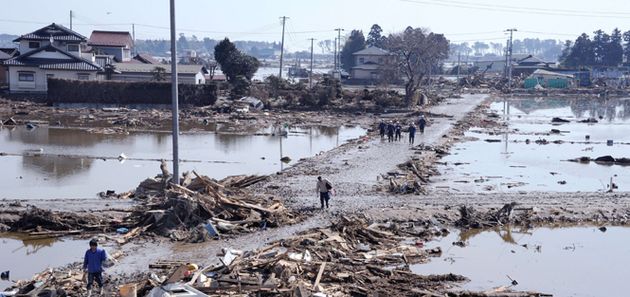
xmin=384 ymin=27 xmax=449 ymax=106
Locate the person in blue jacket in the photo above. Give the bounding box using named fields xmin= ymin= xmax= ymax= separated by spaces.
xmin=408 ymin=124 xmax=417 ymax=144
xmin=83 ymin=239 xmax=107 ymax=296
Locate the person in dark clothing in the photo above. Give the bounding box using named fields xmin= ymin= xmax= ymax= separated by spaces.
xmin=83 ymin=239 xmax=107 ymax=296
xmin=386 ymin=122 xmax=395 ymax=142
xmin=418 ymin=116 xmax=427 ymax=134
xmin=408 ymin=124 xmax=417 ymax=144
xmin=378 ymin=121 xmax=386 ymax=138
xmin=316 ymin=176 xmax=332 ymax=209
xmin=395 ymin=122 xmax=402 ymax=141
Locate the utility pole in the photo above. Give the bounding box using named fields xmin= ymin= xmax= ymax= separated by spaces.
xmin=506 ymin=28 xmax=517 ymax=89
xmin=169 ymin=0 xmax=180 ymax=185
xmin=504 ymin=39 xmax=510 ymax=78
xmin=309 ymin=38 xmax=315 ymax=88
xmin=334 ymin=28 xmax=344 ymax=71
xmin=333 ymin=38 xmax=337 ymax=70
xmin=132 ymin=23 xmax=136 ymax=56
xmin=279 ymin=16 xmax=288 ymax=79
xmin=457 ymin=51 xmax=461 ymax=79
xmin=70 ymin=10 xmax=73 ymax=30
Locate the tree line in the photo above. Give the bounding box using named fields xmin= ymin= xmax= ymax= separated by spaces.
xmin=449 ymin=39 xmax=564 ymax=62
xmin=560 ymin=29 xmax=630 ymax=67
xmin=135 ymin=34 xmax=281 ymax=58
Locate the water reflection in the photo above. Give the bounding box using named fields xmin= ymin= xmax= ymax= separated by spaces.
xmin=499 ymin=97 xmax=630 ymax=121
xmin=0 ymin=234 xmax=86 ymax=289
xmin=435 ymin=97 xmax=630 ymax=192
xmin=2 ymin=126 xmax=130 ymax=147
xmin=1 ymin=233 xmax=59 ymax=255
xmin=0 ymin=125 xmax=364 ymax=199
xmin=22 ymin=155 xmax=94 ymax=179
xmin=413 ymin=227 xmax=630 ymax=297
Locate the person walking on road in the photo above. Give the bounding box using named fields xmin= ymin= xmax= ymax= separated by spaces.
xmin=418 ymin=116 xmax=427 ymax=134
xmin=386 ymin=122 xmax=395 ymax=143
xmin=395 ymin=122 xmax=402 ymax=141
xmin=378 ymin=121 xmax=386 ymax=138
xmin=83 ymin=239 xmax=107 ymax=296
xmin=408 ymin=124 xmax=417 ymax=144
xmin=316 ymin=176 xmax=333 ymax=209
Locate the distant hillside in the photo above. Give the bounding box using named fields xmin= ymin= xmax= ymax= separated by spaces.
xmin=0 ymin=34 xmax=18 ymax=48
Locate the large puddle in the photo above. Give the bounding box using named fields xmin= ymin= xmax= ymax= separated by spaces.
xmin=433 ymin=97 xmax=630 ymax=192
xmin=413 ymin=226 xmax=630 ymax=297
xmin=0 ymin=125 xmax=365 ymax=199
xmin=0 ymin=234 xmax=87 ymax=290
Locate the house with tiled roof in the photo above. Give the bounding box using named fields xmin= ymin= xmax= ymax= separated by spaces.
xmin=2 ymin=23 xmax=102 ymax=93
xmin=350 ymin=47 xmax=394 ymax=83
xmin=132 ymin=53 xmax=159 ymax=64
xmin=88 ymin=30 xmax=134 ymax=62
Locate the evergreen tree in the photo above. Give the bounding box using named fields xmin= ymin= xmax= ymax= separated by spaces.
xmin=366 ymin=24 xmax=385 ymax=48
xmin=624 ymin=30 xmax=630 ymax=63
xmin=563 ymin=33 xmax=594 ymax=67
xmin=214 ymin=38 xmax=260 ymax=83
xmin=607 ymin=28 xmax=624 ymax=66
xmin=340 ymin=30 xmax=366 ymax=72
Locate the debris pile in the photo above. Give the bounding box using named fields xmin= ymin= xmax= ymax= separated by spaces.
xmin=568 ymin=155 xmax=630 ymax=166
xmin=1 ymin=206 xmax=120 ymax=237
xmin=0 ymin=170 xmax=298 ymax=243
xmin=142 ymin=216 xmax=469 ymax=296
xmin=455 ymin=202 xmax=533 ymax=229
xmin=128 ymin=171 xmax=300 ymax=242
xmin=388 ymin=151 xmax=440 ymax=194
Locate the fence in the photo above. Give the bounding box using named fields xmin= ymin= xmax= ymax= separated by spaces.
xmin=47 ymin=79 xmax=218 ymax=106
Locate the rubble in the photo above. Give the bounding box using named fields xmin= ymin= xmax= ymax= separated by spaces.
xmin=567 ymin=155 xmax=630 ymax=166
xmin=1 ymin=169 xmax=296 ymax=243
xmin=128 ymin=171 xmax=298 ymax=242
xmin=139 ymin=216 xmax=472 ymax=296
xmin=455 ymin=202 xmax=532 ymax=229
xmin=2 ymin=215 xmax=553 ymax=297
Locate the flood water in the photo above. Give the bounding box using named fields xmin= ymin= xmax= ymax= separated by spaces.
xmin=433 ymin=97 xmax=630 ymax=192
xmin=0 ymin=234 xmax=87 ymax=290
xmin=0 ymin=125 xmax=365 ymax=199
xmin=413 ymin=226 xmax=630 ymax=297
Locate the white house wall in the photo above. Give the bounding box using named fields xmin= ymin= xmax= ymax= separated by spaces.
xmin=8 ymin=66 xmax=97 ymax=93
xmin=93 ymin=46 xmax=125 ymax=61
xmin=352 ymin=69 xmax=379 ymax=80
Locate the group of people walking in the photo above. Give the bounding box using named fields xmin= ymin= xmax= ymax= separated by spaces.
xmin=378 ymin=115 xmax=427 ymax=144
xmin=311 ymin=116 xmax=428 ymax=210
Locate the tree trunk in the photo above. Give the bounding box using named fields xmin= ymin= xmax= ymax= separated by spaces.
xmin=404 ymin=79 xmax=415 ymax=106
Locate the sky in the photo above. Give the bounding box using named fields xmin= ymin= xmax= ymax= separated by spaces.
xmin=1 ymin=0 xmax=629 ymax=51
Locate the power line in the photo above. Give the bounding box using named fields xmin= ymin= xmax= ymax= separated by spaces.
xmin=400 ymin=0 xmax=630 ymax=19
xmin=434 ymin=0 xmax=630 ymax=16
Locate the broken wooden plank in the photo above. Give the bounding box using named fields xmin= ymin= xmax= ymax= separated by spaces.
xmin=312 ymin=262 xmax=327 ymax=290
